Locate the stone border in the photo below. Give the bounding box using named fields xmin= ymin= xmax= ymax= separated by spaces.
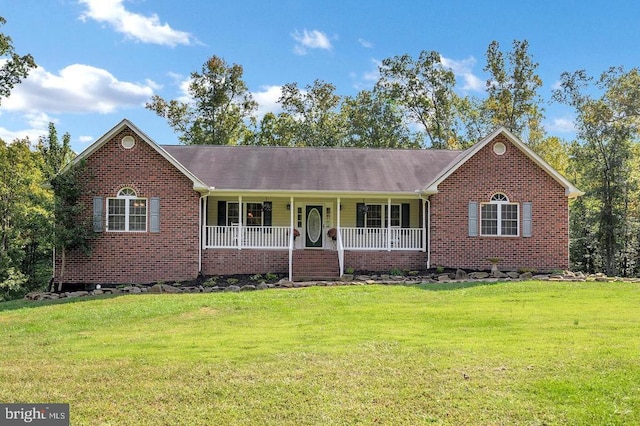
xmin=24 ymin=270 xmax=640 ymax=301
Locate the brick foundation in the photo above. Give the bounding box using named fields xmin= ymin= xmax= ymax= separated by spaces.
xmin=202 ymin=249 xmax=289 ymax=276
xmin=344 ymin=251 xmax=428 ymax=272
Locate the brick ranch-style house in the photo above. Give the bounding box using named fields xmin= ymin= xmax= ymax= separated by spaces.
xmin=54 ymin=119 xmax=582 ymax=285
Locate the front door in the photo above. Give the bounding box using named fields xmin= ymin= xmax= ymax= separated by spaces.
xmin=305 ymin=205 xmax=323 ymax=248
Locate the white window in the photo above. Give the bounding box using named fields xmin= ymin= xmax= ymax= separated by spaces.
xmin=480 ymin=193 xmax=518 ymax=236
xmin=226 ymin=202 xmax=264 ymax=226
xmin=107 ymin=188 xmax=147 ymax=232
xmin=362 ymin=204 xmax=401 ymax=228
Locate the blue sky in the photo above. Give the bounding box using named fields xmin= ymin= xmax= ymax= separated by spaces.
xmin=1 ymin=0 xmax=639 ymax=152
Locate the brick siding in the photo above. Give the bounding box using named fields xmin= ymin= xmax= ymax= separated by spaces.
xmin=55 ymin=126 xmax=200 ymax=285
xmin=344 ymin=251 xmax=428 ymax=272
xmin=202 ymin=249 xmax=289 ymax=275
xmin=429 ymin=134 xmax=569 ymax=272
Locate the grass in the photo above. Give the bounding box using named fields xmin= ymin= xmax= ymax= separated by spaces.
xmin=1 ymin=281 xmax=639 ymax=425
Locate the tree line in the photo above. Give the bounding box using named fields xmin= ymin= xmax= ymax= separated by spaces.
xmin=1 ymin=15 xmax=639 ymax=300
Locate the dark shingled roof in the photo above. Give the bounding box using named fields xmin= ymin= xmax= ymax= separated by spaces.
xmin=161 ymin=145 xmax=467 ymax=193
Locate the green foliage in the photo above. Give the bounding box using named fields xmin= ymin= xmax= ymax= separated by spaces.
xmin=555 ymin=67 xmax=640 ymax=275
xmin=0 ymin=16 xmax=37 ymax=104
xmin=203 ymin=277 xmax=218 ymax=287
xmin=249 ymin=274 xmax=262 ymax=281
xmin=483 ymin=40 xmax=544 ymax=147
xmin=376 ymin=50 xmax=459 ymax=148
xmin=226 ymin=278 xmax=239 ymax=285
xmin=389 ymin=267 xmax=404 ymax=276
xmin=265 ymin=273 xmax=278 ymax=281
xmin=146 ymin=55 xmax=257 ymax=145
xmin=345 ymin=267 xmax=355 ymax=275
xmin=0 ymin=138 xmax=52 ymax=297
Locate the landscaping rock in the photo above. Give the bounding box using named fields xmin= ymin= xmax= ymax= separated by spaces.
xmin=256 ymin=283 xmax=268 ymax=290
xmin=240 ymin=285 xmax=256 ymax=291
xmin=519 ymin=272 xmax=533 ymax=279
xmin=278 ymin=280 xmax=294 ymax=288
xmin=341 ymin=274 xmax=354 ymax=281
xmin=129 ymin=286 xmax=142 ymax=294
xmin=532 ymin=274 xmax=550 ymax=280
xmin=149 ymin=284 xmax=181 ymax=293
xmin=437 ymin=274 xmax=451 ymax=282
xmin=469 ymin=272 xmax=490 ymax=279
xmin=506 ymin=271 xmax=520 ymax=279
xmin=455 ymin=269 xmax=468 ymax=280
xmin=491 ymin=271 xmax=508 ymax=278
xmin=224 ymin=285 xmax=241 ymax=292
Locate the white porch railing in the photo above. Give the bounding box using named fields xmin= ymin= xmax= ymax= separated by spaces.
xmin=341 ymin=227 xmax=423 ymax=250
xmin=204 ymin=226 xmax=290 ymax=249
xmin=204 ymin=225 xmax=423 ymax=251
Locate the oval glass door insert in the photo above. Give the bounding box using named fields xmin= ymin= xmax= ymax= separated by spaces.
xmin=307 ymin=208 xmax=322 ymax=243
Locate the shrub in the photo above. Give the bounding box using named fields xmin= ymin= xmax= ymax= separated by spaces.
xmin=226 ymin=278 xmax=239 ymax=285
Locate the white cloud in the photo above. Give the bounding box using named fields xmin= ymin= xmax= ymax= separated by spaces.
xmin=1 ymin=62 xmax=154 ymax=114
xmin=79 ymin=135 xmax=94 ymax=143
xmin=79 ymin=0 xmax=194 ymax=47
xmin=358 ymin=38 xmax=373 ymax=48
xmin=352 ymin=58 xmax=381 ymax=90
xmin=0 ymin=125 xmax=47 ymax=143
xmin=252 ymin=85 xmax=283 ymax=119
xmin=441 ymin=56 xmax=484 ymax=92
xmin=292 ymin=29 xmax=332 ymax=55
xmin=546 ymin=117 xmax=576 ymax=133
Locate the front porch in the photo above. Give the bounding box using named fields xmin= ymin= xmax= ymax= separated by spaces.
xmin=200 ymin=195 xmax=429 ymax=280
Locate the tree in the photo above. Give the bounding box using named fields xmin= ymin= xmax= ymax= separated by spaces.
xmin=146 ymin=55 xmax=257 ymax=145
xmin=0 ymin=138 xmax=50 ymax=299
xmin=50 ymin=160 xmax=92 ymax=289
xmin=554 ymin=67 xmax=640 ymax=275
xmin=37 ymin=122 xmax=75 ymax=182
xmin=276 ymin=79 xmax=346 ymax=146
xmin=340 ymin=89 xmax=420 ymax=148
xmin=483 ymin=40 xmax=544 ymax=147
xmin=376 ymin=50 xmax=458 ymax=148
xmin=0 ymin=16 xmax=36 ymax=104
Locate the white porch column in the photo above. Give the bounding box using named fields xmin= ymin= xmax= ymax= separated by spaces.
xmin=387 ymin=197 xmax=392 ymax=251
xmin=337 ymin=197 xmax=341 ymax=231
xmin=289 ymin=196 xmax=294 ymax=282
xmin=238 ymin=196 xmax=243 ymax=250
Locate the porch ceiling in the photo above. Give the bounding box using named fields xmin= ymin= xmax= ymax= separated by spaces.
xmin=163 ymin=145 xmax=463 ymax=193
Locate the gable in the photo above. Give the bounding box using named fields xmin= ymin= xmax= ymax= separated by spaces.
xmin=64 ymin=119 xmax=208 ymax=192
xmin=422 ymin=127 xmax=583 ymax=198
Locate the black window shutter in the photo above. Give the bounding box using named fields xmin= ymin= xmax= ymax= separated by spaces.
xmin=218 ymin=201 xmax=226 ymax=226
xmin=401 ymin=203 xmax=410 ymax=228
xmin=356 ymin=203 xmax=365 ymax=227
xmin=263 ymin=202 xmax=272 ymax=226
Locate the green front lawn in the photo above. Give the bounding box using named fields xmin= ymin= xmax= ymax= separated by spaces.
xmin=1 ymin=281 xmax=638 ymax=425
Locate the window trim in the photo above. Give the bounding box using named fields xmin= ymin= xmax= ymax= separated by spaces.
xmin=362 ymin=203 xmax=401 ymax=228
xmin=226 ymin=202 xmax=265 ymax=227
xmin=106 ymin=188 xmax=148 ymax=232
xmin=479 ymin=193 xmax=519 ymax=237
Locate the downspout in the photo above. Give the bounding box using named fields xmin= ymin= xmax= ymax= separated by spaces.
xmin=419 ymin=194 xmax=430 ymax=269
